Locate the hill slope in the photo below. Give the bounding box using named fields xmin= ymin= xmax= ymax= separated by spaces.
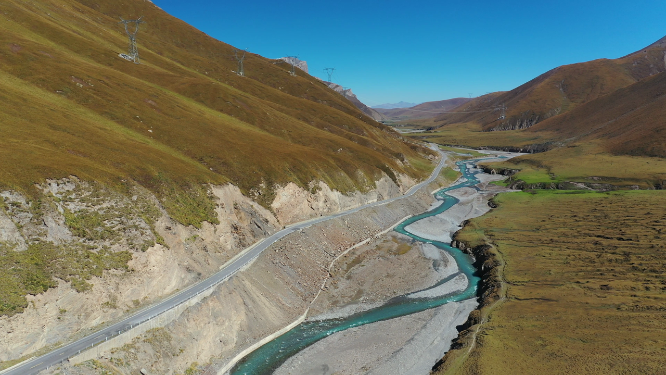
xmin=433 ymin=35 xmax=666 ymax=131
xmin=0 ymin=0 xmax=433 ymax=210
xmin=528 ymin=70 xmax=666 ymax=158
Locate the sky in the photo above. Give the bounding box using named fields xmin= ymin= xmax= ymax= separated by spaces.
xmin=152 ymin=0 xmax=666 ymax=106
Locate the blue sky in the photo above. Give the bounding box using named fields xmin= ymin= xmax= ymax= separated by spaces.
xmin=153 ymin=0 xmax=666 ymax=106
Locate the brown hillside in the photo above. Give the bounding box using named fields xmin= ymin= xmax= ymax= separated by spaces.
xmin=528 ymin=70 xmax=666 ymax=158
xmin=0 ymin=0 xmax=434 ymax=210
xmin=433 ymin=35 xmax=666 ymax=131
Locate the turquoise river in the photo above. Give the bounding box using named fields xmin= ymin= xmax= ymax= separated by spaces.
xmin=231 ymin=157 xmax=498 ymax=374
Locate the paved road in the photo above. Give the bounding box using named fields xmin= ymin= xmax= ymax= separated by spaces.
xmin=2 ymin=146 xmax=447 ymax=375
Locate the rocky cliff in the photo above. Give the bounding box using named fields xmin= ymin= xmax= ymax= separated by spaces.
xmin=0 ymin=168 xmax=419 ymax=372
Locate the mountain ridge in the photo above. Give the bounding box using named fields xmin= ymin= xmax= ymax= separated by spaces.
xmin=372 ymin=101 xmax=419 ymax=109
xmin=432 ymin=35 xmax=666 ymax=132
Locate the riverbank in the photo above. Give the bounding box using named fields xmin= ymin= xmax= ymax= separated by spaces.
xmin=272 ymin=152 xmax=521 ymax=375
xmin=434 ymin=190 xmax=666 ymax=375
xmin=275 ymin=299 xmax=477 ymax=375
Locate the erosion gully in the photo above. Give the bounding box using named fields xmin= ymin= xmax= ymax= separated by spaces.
xmin=231 ymin=156 xmax=500 ymax=374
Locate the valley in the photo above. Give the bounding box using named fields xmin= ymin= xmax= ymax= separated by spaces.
xmin=0 ymin=0 xmax=665 ymax=374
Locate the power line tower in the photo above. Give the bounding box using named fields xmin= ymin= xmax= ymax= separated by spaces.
xmin=119 ymin=17 xmax=145 ymax=64
xmin=234 ymin=49 xmax=247 ymax=77
xmin=324 ymin=68 xmax=335 ymax=82
xmin=286 ymin=56 xmax=298 ymax=76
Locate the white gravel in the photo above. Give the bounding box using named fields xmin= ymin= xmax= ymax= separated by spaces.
xmin=274 ymin=299 xmax=478 ymax=375
xmin=407 ymin=273 xmax=468 ymax=299
xmin=273 ymin=151 xmax=524 ymax=375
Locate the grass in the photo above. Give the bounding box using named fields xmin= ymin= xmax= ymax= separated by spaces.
xmin=441 ymin=167 xmax=462 ymax=183
xmin=0 ymin=0 xmax=434 ymax=214
xmin=438 ymin=145 xmax=487 ymax=157
xmin=406 ymin=121 xmax=665 ymax=188
xmin=0 ymin=181 xmax=163 ymax=316
xmin=0 ymin=0 xmax=437 ymax=322
xmin=436 ymin=190 xmax=666 ymax=374
xmin=404 ymin=122 xmax=556 ymax=149
xmin=0 ymin=241 xmax=132 ymax=315
xmin=483 ymin=141 xmax=666 ymax=188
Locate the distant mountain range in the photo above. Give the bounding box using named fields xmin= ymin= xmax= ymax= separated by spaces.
xmin=372 ymin=101 xmax=419 ymax=109
xmin=375 ymin=98 xmax=473 ymax=121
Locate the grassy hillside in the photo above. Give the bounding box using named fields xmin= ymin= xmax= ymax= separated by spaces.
xmin=431 ymin=36 xmax=666 ymax=131
xmin=436 ymin=190 xmax=666 ymax=375
xmin=0 ymin=0 xmax=434 ymax=213
xmin=403 ymin=67 xmax=666 ymax=188
xmin=528 ymin=71 xmax=666 ymax=158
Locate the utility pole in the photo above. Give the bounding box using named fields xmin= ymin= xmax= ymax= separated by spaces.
xmin=234 ymin=49 xmax=247 ymax=77
xmin=119 ymin=17 xmax=145 ymax=64
xmin=324 ymin=67 xmax=335 ymax=82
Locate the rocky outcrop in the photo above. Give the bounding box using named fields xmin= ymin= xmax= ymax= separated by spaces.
xmin=278 ymin=57 xmax=309 ymax=73
xmin=0 ymin=180 xmax=280 ymax=363
xmin=490 ymin=107 xmax=562 ymax=131
xmin=325 ymin=81 xmax=387 ymax=122
xmin=271 ymin=174 xmax=413 ymax=225
xmin=0 ymin=167 xmax=420 ymax=371
xmin=27 ymin=165 xmax=448 ymax=375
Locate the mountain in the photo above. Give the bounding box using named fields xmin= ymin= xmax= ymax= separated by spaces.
xmin=372 ymin=101 xmax=419 ymax=109
xmin=528 ymin=69 xmax=666 ymax=158
xmin=433 ymin=35 xmax=666 ymax=131
xmin=325 ymin=82 xmax=387 ymax=122
xmin=377 ymin=97 xmax=475 ymax=121
xmin=0 ymin=0 xmax=440 ymax=368
xmin=0 ymin=0 xmax=434 ymax=211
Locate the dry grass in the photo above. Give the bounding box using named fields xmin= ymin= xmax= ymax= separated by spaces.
xmin=0 ymin=0 xmax=434 ymax=214
xmin=404 ymin=122 xmax=556 ymax=149
xmin=404 ymin=121 xmax=666 ymax=188
xmin=484 ymin=141 xmax=666 ymax=188
xmin=437 ymin=190 xmax=666 ymax=375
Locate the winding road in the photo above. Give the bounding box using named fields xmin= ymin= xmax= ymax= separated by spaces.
xmin=2 ymin=146 xmax=448 ymax=375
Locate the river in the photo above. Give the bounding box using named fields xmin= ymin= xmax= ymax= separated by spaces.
xmin=230 ymin=155 xmax=504 ymax=374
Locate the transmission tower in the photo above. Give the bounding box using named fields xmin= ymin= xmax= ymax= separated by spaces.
xmin=324 ymin=67 xmax=335 ymax=82
xmin=234 ymin=49 xmax=247 ymax=77
xmin=119 ymin=17 xmax=145 ymax=64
